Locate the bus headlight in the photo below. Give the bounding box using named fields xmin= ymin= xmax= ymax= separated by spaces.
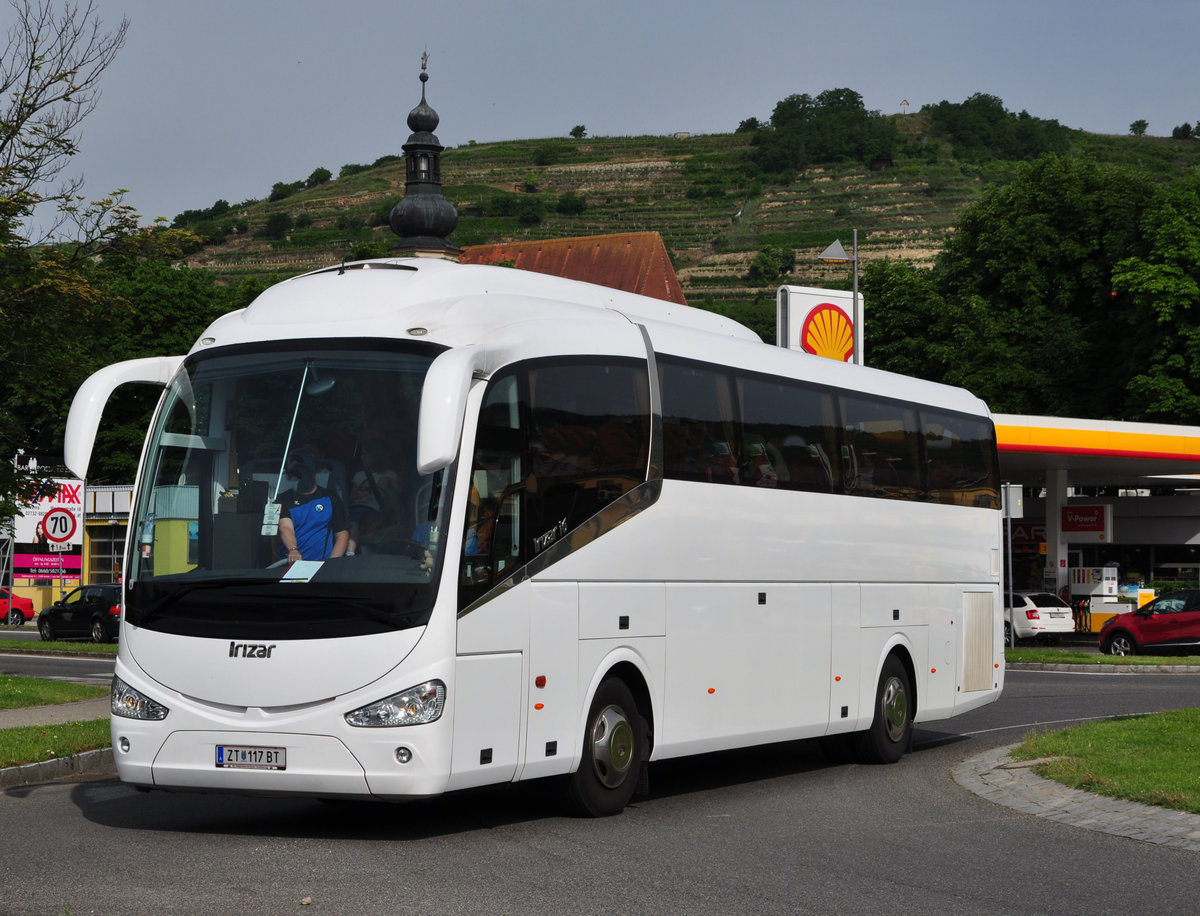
xmin=344 ymin=680 xmax=446 ymax=728
xmin=111 ymin=676 xmax=169 ymax=721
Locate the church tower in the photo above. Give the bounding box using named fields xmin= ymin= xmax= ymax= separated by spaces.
xmin=390 ymin=55 xmax=461 ymax=259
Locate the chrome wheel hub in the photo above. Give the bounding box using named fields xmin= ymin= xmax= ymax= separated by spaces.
xmin=881 ymin=676 xmax=908 ymax=743
xmin=590 ymin=704 xmax=634 ymax=788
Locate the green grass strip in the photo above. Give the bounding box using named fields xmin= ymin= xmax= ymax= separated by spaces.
xmin=0 ymin=638 xmax=117 ymax=656
xmin=1005 ymin=648 xmax=1199 ymax=666
xmin=0 ymin=675 xmax=108 ymax=710
xmin=0 ymin=719 xmax=111 ymax=769
xmin=1011 ymin=708 xmax=1200 ymax=814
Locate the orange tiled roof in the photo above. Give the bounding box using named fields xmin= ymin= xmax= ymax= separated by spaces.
xmin=461 ymin=232 xmax=686 ymax=305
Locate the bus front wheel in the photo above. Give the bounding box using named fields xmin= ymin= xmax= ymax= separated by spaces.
xmin=854 ymin=655 xmax=912 ymax=764
xmin=565 ymin=678 xmax=645 ymax=817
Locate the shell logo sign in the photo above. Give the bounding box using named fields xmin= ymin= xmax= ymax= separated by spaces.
xmin=776 ymin=285 xmax=860 ymax=363
xmin=800 ymin=302 xmax=855 ymax=362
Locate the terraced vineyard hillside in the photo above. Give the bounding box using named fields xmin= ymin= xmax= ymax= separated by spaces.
xmin=183 ymin=123 xmax=1200 ymax=327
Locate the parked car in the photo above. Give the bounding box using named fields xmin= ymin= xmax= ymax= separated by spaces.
xmin=1 ymin=587 xmax=35 ymax=625
xmin=1099 ymin=589 xmax=1200 ymax=656
xmin=1005 ymin=591 xmax=1075 ymax=646
xmin=37 ymin=584 xmax=121 ymax=643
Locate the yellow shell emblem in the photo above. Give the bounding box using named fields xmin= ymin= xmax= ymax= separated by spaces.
xmin=801 ymin=303 xmax=854 ymax=362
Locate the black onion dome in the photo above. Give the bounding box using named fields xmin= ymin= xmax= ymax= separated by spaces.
xmin=407 ymin=72 xmax=440 ymax=133
xmin=389 ymin=189 xmax=458 ymax=241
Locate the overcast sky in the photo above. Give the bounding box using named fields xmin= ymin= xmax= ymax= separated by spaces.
xmin=9 ymin=0 xmax=1198 ymax=227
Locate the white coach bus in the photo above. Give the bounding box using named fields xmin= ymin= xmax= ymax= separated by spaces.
xmin=65 ymin=258 xmax=1003 ymax=816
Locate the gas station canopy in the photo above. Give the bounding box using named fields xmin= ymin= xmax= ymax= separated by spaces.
xmin=994 ymin=415 xmax=1200 ymax=489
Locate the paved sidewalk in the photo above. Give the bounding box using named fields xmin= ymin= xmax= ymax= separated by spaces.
xmin=0 ymin=697 xmax=110 ymax=729
xmin=953 ymin=743 xmax=1200 ymax=851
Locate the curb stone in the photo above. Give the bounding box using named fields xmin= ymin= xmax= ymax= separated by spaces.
xmin=0 ymin=747 xmax=115 ymax=789
xmin=953 ymin=744 xmax=1200 ymax=851
xmin=1007 ymin=662 xmax=1200 ymax=673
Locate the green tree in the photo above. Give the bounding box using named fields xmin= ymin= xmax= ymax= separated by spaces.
xmin=533 ymin=142 xmax=563 ymax=166
xmin=1130 ymin=119 xmax=1149 ymax=137
xmin=85 ymin=251 xmax=237 ymax=481
xmin=306 ymin=166 xmax=332 ymax=187
xmin=750 ymin=88 xmax=897 ymax=176
xmin=745 ymin=245 xmax=795 ymax=285
xmin=268 ymin=180 xmax=304 ymax=201
xmin=924 ymin=93 xmax=1069 ymax=161
xmin=261 ymin=211 xmax=293 ymax=239
xmin=348 ymin=240 xmax=387 ymax=260
xmin=932 ymin=155 xmax=1156 ymax=415
xmin=1112 ymin=173 xmax=1200 ymax=421
xmin=555 ymin=191 xmax=587 ymax=215
xmin=860 ymin=259 xmax=952 ymax=380
xmin=0 ymin=0 xmax=129 ymax=519
xmin=569 ymin=125 xmax=587 ymax=139
xmin=515 ymin=196 xmax=545 ymax=226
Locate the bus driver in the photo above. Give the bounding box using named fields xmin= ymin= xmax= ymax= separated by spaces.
xmin=278 ymin=450 xmax=350 ymax=562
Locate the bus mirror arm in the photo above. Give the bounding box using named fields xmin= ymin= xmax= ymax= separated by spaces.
xmin=417 ymin=345 xmax=484 ymax=475
xmin=65 ymin=356 xmax=184 ymax=479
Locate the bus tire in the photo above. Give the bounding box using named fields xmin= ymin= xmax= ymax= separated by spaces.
xmin=565 ymin=678 xmax=645 ymax=817
xmin=854 ymin=655 xmax=912 ymax=765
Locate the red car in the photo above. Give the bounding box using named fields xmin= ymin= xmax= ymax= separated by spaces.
xmin=2 ymin=587 xmax=35 ymax=625
xmin=1099 ymin=589 xmax=1200 ymax=656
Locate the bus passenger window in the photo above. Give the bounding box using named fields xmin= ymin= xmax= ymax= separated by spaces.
xmin=661 ymin=358 xmax=738 ymax=485
xmin=738 ymin=374 xmax=838 ymax=493
xmin=920 ymin=410 xmax=1000 ymax=508
xmin=840 ymin=395 xmax=921 ymax=499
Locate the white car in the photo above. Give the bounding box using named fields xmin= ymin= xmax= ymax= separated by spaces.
xmin=1005 ymin=591 xmax=1075 ymax=646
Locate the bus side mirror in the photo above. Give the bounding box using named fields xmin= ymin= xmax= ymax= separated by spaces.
xmin=65 ymin=356 xmax=184 ymax=479
xmin=417 ymin=346 xmax=483 ymax=475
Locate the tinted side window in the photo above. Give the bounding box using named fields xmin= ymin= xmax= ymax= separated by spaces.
xmin=658 ymin=355 xmax=999 ymax=510
xmin=459 ymin=358 xmax=650 ymax=611
xmin=661 ymin=360 xmax=739 ymax=485
xmin=921 ymin=410 xmax=1000 ymax=508
xmin=738 ymin=375 xmax=838 ymax=492
xmin=840 ymin=395 xmax=921 ymax=498
xmin=526 ymin=361 xmax=650 ymax=541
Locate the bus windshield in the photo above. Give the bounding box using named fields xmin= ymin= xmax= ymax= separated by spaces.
xmin=125 ymin=342 xmax=450 ymax=640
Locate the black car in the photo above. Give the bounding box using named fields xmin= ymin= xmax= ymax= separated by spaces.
xmin=38 ymin=584 xmax=122 ymax=643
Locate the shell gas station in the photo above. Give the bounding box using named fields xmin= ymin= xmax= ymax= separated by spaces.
xmin=778 ymin=283 xmax=1200 ymax=632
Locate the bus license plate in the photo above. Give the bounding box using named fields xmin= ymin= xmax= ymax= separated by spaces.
xmin=215 ymin=745 xmax=286 ymax=770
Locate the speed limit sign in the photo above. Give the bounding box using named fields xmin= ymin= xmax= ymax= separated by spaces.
xmin=42 ymin=507 xmax=77 ymax=543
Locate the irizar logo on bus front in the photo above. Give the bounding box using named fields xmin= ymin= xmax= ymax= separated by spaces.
xmin=229 ymin=642 xmax=277 ymax=658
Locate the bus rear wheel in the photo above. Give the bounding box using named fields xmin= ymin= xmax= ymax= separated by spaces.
xmin=854 ymin=655 xmax=912 ymax=764
xmin=565 ymin=678 xmax=645 ymax=817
